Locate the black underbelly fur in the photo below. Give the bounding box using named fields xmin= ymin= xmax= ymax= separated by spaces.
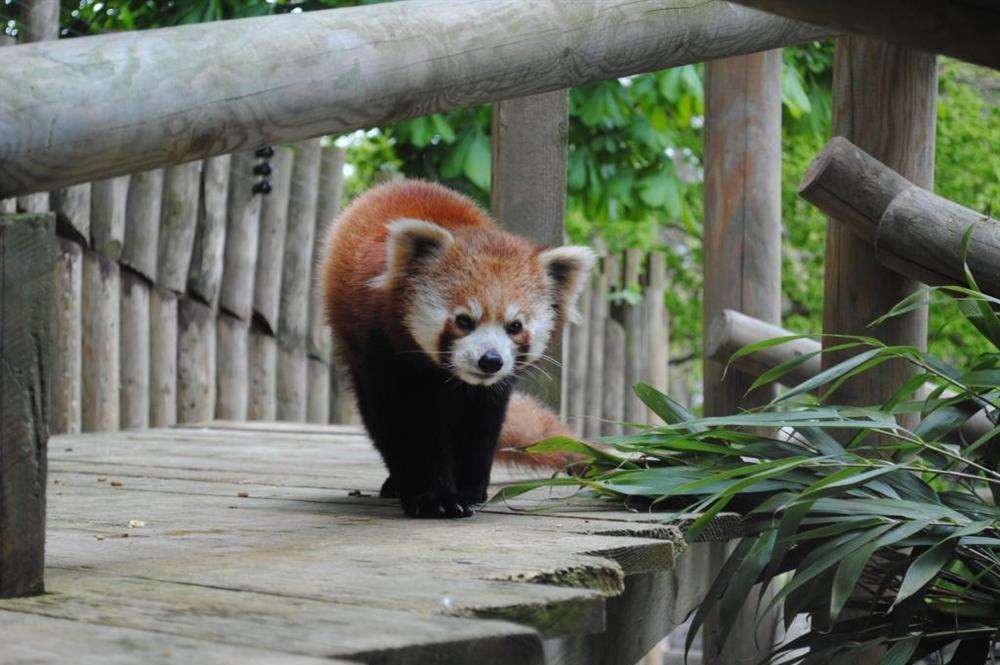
xmin=348 ymin=329 xmax=513 ymax=518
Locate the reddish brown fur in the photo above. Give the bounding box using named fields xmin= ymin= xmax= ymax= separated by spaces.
xmin=496 ymin=393 xmax=581 ymax=471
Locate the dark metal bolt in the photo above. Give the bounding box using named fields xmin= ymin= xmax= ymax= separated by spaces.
xmin=255 ymin=146 xmax=275 ymax=158
xmin=252 ymin=179 xmax=272 ymax=195
xmin=253 ymin=163 xmax=272 ymax=176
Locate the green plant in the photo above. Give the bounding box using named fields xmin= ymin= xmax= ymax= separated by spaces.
xmin=496 ymin=248 xmax=1000 ymax=663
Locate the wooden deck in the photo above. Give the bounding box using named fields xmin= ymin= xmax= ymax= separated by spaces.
xmin=0 ymin=422 xmax=735 ymax=665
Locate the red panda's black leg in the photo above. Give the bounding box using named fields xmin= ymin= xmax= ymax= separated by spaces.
xmin=453 ymin=383 xmax=513 ymax=506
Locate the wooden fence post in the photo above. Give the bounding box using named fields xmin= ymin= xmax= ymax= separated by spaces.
xmin=157 ymin=161 xmax=201 ymax=293
xmin=623 ymin=248 xmax=645 ymax=428
xmin=216 ymin=313 xmax=248 ymax=420
xmin=120 ymin=170 xmax=163 ymax=281
xmin=306 ymin=358 xmax=331 ymax=424
xmin=248 ymin=330 xmax=277 ymax=421
xmin=188 ymin=155 xmax=232 ymax=306
xmin=0 ymin=212 xmax=53 ymax=598
xmin=90 ymin=176 xmax=130 ymax=260
xmin=14 ymin=2 xmax=56 ymax=215
xmin=81 ymin=250 xmax=120 ymax=432
xmin=51 ymin=184 xmax=90 ymax=246
xmin=119 ymin=269 xmax=150 ymax=429
xmin=565 ymin=273 xmax=592 ymax=437
xmin=822 ymin=37 xmax=937 ymax=428
xmin=177 ymin=297 xmax=216 ymax=423
xmin=491 ymin=90 xmax=570 ymax=413
xmin=643 ymin=251 xmax=669 ymax=424
xmin=51 ymin=238 xmax=82 ymax=435
xmin=149 ymin=287 xmax=178 ymax=427
xmin=602 ymin=255 xmax=625 ymax=437
xmin=584 ymin=262 xmax=608 ymax=440
xmin=277 ymin=140 xmax=322 ymax=422
xmin=253 ymin=147 xmax=295 ymax=333
xmin=701 ymin=51 xmax=783 ymax=665
xmin=219 ymin=152 xmax=263 ymax=321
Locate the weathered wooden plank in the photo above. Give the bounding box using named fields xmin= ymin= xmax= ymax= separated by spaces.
xmin=584 ymin=267 xmax=608 ymax=441
xmin=119 ymin=269 xmax=151 ymax=430
xmin=252 ymin=147 xmax=294 ymax=333
xmin=276 ymin=345 xmax=308 ymax=422
xmin=50 ymin=184 xmax=91 ymax=245
xmin=216 ymin=313 xmax=249 ymax=421
xmin=307 ymin=145 xmax=346 ymax=362
xmin=623 ymin=249 xmax=645 ymax=428
xmin=0 ymin=212 xmax=53 ymax=599
xmin=566 ymin=275 xmax=592 ymax=437
xmin=729 ymin=0 xmax=999 ymax=70
xmin=306 ymin=358 xmax=331 ymax=424
xmin=120 ymin=169 xmax=163 ymax=280
xmin=176 ymin=297 xmax=216 ymax=423
xmin=89 ymin=175 xmax=130 ymax=261
xmin=81 ymin=250 xmax=120 ymax=432
xmin=51 ymin=238 xmax=82 ymax=435
xmin=149 ymin=287 xmax=178 ymax=428
xmin=821 ymin=37 xmax=937 ymax=432
xmin=188 ymin=155 xmax=232 ymax=305
xmin=157 ymin=161 xmax=201 ymax=293
xmin=248 ymin=329 xmax=278 ymax=421
xmin=491 ymin=90 xmax=569 ymax=410
xmin=220 ymin=152 xmax=263 ymax=321
xmin=278 ymin=140 xmax=322 ymax=349
xmin=0 ymin=1 xmax=834 ymax=196
xmin=643 ymin=252 xmax=668 ymax=425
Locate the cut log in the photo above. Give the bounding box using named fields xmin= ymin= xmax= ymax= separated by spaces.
xmin=307 ymin=145 xmax=346 ymax=362
xmin=119 ymin=270 xmax=151 ymax=430
xmin=219 ymin=153 xmax=263 ymax=321
xmin=121 ymin=170 xmax=163 ymax=281
xmin=706 ymin=309 xmax=821 ymax=388
xmin=81 ymin=251 xmax=120 ymax=432
xmin=0 ymin=1 xmax=833 ymax=198
xmin=278 ymin=140 xmax=322 ymax=349
xmin=306 ymin=358 xmax=331 ymax=424
xmin=157 ymin=161 xmax=201 ymax=293
xmin=51 ymin=238 xmax=82 ymax=435
xmin=188 ymin=155 xmax=232 ymax=306
xmin=0 ymin=212 xmax=53 ymax=599
xmin=728 ymin=0 xmax=999 ymax=70
xmin=252 ymin=147 xmax=294 ymax=333
xmin=90 ymin=176 xmax=130 ymax=261
xmin=216 ymin=313 xmax=249 ymax=421
xmin=176 ymin=297 xmax=217 ymax=423
xmin=276 ymin=345 xmax=307 ymax=423
xmin=149 ymin=287 xmax=178 ymax=428
xmin=247 ymin=330 xmax=277 ymax=422
xmin=643 ymin=251 xmax=668 ymax=425
xmin=50 ymin=185 xmax=91 ymax=245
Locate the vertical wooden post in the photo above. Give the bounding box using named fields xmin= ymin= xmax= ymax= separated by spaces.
xmin=188 ymin=155 xmax=232 ymax=306
xmin=149 ymin=287 xmax=178 ymax=427
xmin=90 ymin=176 xmax=130 ymax=261
xmin=701 ymin=51 xmax=783 ymax=665
xmin=0 ymin=212 xmax=53 ymax=599
xmin=121 ymin=170 xmax=163 ymax=281
xmin=14 ymin=1 xmax=57 ymax=215
xmin=51 ymin=185 xmax=90 ymax=246
xmin=248 ymin=330 xmax=277 ymax=421
xmin=565 ymin=275 xmax=592 ymax=437
xmin=307 ymin=145 xmax=346 ymax=363
xmin=822 ymin=37 xmax=937 ymax=422
xmin=252 ymin=147 xmax=295 ymax=333
xmin=643 ymin=251 xmax=669 ymax=424
xmin=602 ymin=254 xmax=625 ymax=438
xmin=0 ymin=36 xmax=11 ymax=214
xmin=306 ymin=359 xmax=331 ymax=424
xmin=81 ymin=251 xmax=121 ymax=433
xmin=177 ymin=297 xmax=216 ymax=423
xmin=220 ymin=152 xmax=263 ymax=321
xmin=584 ymin=262 xmax=608 ymax=441
xmin=216 ymin=313 xmax=249 ymax=420
xmin=491 ymin=90 xmax=569 ymax=412
xmin=51 ymin=238 xmax=82 ymax=435
xmin=119 ymin=270 xmax=150 ymax=429
xmin=623 ymin=248 xmax=646 ymax=428
xmin=157 ymin=161 xmax=201 ymax=293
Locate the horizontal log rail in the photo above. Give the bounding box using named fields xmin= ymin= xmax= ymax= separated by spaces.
xmin=707 ymin=309 xmax=996 ymax=445
xmin=729 ymin=0 xmax=1000 ymax=70
xmin=0 ymin=0 xmax=834 ymax=197
xmin=801 ymin=137 xmax=1000 ymax=298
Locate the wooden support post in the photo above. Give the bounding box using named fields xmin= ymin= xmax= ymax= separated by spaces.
xmin=307 ymin=145 xmax=346 ymax=363
xmin=252 ymin=147 xmax=294 ymax=333
xmin=51 ymin=238 xmax=82 ymax=435
xmin=623 ymin=248 xmax=645 ymax=429
xmin=121 ymin=170 xmax=163 ymax=281
xmin=220 ymin=153 xmax=263 ymax=321
xmin=187 ymin=155 xmax=231 ymax=306
xmin=216 ymin=313 xmax=248 ymax=421
xmin=14 ymin=1 xmax=57 ymax=215
xmin=584 ymin=265 xmax=608 ymax=441
xmin=822 ymin=37 xmax=937 ymax=427
xmin=0 ymin=212 xmax=53 ymax=599
xmin=119 ymin=270 xmax=150 ymax=430
xmin=51 ymin=185 xmax=90 ymax=246
xmin=157 ymin=161 xmax=201 ymax=293
xmin=81 ymin=251 xmax=120 ymax=432
xmin=643 ymin=252 xmax=668 ymax=425
xmin=565 ymin=275 xmax=592 ymax=437
xmin=491 ymin=90 xmax=569 ymax=411
xmin=90 ymin=175 xmax=130 ymax=261
xmin=702 ymin=51 xmax=783 ymax=665
xmin=276 ymin=346 xmax=307 ymax=423
xmin=149 ymin=287 xmax=178 ymax=427
xmin=176 ymin=297 xmax=216 ymax=423
xmin=248 ymin=330 xmax=277 ymax=422
xmin=306 ymin=358 xmax=331 ymax=424
xmin=601 ymin=255 xmax=625 ymax=438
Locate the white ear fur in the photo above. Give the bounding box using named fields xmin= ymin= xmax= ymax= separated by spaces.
xmin=368 ymin=218 xmax=455 ymax=289
xmin=539 ymin=245 xmax=597 ymax=323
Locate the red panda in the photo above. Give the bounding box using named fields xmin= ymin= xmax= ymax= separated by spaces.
xmin=322 ymin=179 xmax=594 ymax=518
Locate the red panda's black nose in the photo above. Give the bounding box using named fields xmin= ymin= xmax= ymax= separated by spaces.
xmin=478 ymin=351 xmax=504 ymax=374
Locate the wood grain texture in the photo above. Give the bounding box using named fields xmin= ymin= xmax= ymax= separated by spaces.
xmin=278 ymin=140 xmax=322 ymax=349
xmin=216 ymin=313 xmax=249 ymax=421
xmin=81 ymin=250 xmax=120 ymax=433
xmin=0 ymin=212 xmax=53 ymax=599
xmin=707 ymin=309 xmax=821 ymax=388
xmin=307 ymin=145 xmax=346 ymax=362
xmin=176 ymin=297 xmax=217 ymax=423
xmin=276 ymin=344 xmax=307 ymax=423
xmin=119 ymin=269 xmax=150 ymax=430
xmin=729 ymin=0 xmax=999 ymax=69
xmin=822 ymin=37 xmax=937 ymax=430
xmin=157 ymin=161 xmax=201 ymax=293
xmin=0 ymin=1 xmax=832 ymax=196
xmin=566 ymin=276 xmax=592 ymax=437
xmin=120 ymin=169 xmax=163 ymax=280
xmin=89 ymin=175 xmax=130 ymax=261
xmin=149 ymin=287 xmax=178 ymax=428
xmin=20 ymin=0 xmax=59 ymax=43
xmin=306 ymin=357 xmax=331 ymax=424
xmin=623 ymin=249 xmax=645 ymax=428
xmin=491 ymin=90 xmax=569 ymax=411
xmin=51 ymin=238 xmax=82 ymax=435
xmin=188 ymin=155 xmax=232 ymax=306
xmin=643 ymin=252 xmax=668 ymax=425
xmin=584 ymin=267 xmax=608 ymax=441
xmin=220 ymin=152 xmax=263 ymax=321
xmin=252 ymin=147 xmax=294 ymax=333
xmin=50 ymin=184 xmax=91 ymax=245
xmin=247 ymin=330 xmax=277 ymax=421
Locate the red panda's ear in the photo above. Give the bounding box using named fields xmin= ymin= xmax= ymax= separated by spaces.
xmin=369 ymin=218 xmax=454 ymax=289
xmin=538 ymin=246 xmax=597 ymax=323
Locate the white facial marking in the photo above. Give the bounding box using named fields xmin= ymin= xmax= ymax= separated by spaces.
xmin=452 ymin=323 xmax=515 ymax=386
xmin=468 ymin=299 xmax=483 ymax=321
xmin=404 ymin=282 xmax=449 ymax=358
xmin=525 ymin=302 xmax=555 ymax=364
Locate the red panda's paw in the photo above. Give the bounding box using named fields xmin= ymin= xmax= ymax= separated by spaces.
xmin=401 ymin=489 xmax=475 ymax=519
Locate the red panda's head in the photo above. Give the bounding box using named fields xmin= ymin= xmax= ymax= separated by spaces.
xmin=371 ymin=218 xmax=595 ymax=386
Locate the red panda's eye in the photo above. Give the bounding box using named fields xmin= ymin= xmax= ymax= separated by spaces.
xmin=505 ymin=320 xmax=523 ymax=335
xmin=455 ymin=314 xmax=475 ymax=332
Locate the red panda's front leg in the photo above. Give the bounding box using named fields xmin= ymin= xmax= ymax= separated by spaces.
xmin=452 ymin=383 xmax=513 ymax=506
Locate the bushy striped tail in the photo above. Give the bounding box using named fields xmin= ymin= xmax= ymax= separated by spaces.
xmin=496 ymin=392 xmax=579 ymax=471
